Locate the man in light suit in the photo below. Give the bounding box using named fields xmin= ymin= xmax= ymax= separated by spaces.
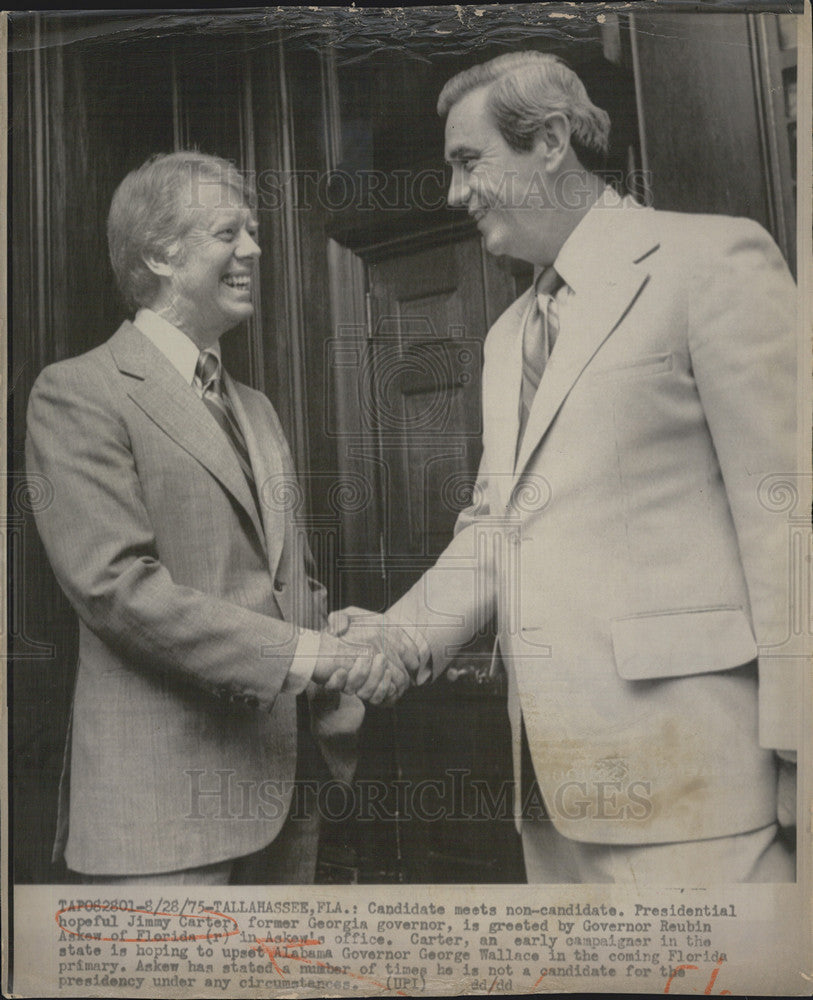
xmin=26 ymin=151 xmax=415 ymax=884
xmin=348 ymin=52 xmax=798 ymax=882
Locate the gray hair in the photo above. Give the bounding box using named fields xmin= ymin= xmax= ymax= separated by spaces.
xmin=107 ymin=151 xmax=251 ymax=311
xmin=438 ymin=52 xmax=611 ymax=171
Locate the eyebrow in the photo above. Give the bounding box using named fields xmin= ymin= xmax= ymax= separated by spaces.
xmin=445 ymin=145 xmax=480 ymax=164
xmin=208 ymin=210 xmax=259 ymax=229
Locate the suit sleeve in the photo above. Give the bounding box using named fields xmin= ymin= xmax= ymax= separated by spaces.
xmin=26 ymin=360 xmax=307 ymax=712
xmin=688 ymin=220 xmax=799 ymax=751
xmin=388 ymin=417 xmax=500 ymax=680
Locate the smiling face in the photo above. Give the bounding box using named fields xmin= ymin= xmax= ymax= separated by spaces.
xmin=151 ymin=181 xmax=261 ymax=346
xmin=444 ymin=85 xmax=558 ymax=265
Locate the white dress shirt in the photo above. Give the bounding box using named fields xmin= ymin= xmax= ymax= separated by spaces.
xmin=133 ymin=308 xmax=319 ymax=693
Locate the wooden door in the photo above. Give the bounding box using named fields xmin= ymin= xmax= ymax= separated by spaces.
xmin=333 ymin=233 xmax=528 ymax=882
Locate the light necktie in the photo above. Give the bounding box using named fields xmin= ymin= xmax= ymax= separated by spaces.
xmin=195 ymin=350 xmax=260 ymax=510
xmin=517 ymin=266 xmax=566 ymax=452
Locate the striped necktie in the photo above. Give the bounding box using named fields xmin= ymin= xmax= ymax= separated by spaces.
xmin=517 ymin=266 xmax=566 ymax=452
xmin=195 ymin=350 xmax=260 ymax=511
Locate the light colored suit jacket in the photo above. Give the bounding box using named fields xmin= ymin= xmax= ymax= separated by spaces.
xmin=393 ymin=203 xmax=798 ymax=846
xmin=26 ymin=321 xmax=363 ymax=875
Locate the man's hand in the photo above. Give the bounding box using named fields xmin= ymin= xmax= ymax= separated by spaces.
xmin=313 ymin=631 xmax=409 ymax=706
xmin=327 ymin=606 xmax=425 ymax=680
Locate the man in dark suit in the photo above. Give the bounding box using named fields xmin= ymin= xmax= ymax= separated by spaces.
xmin=26 ymin=151 xmax=415 ymax=884
xmin=370 ymin=51 xmax=799 ymax=882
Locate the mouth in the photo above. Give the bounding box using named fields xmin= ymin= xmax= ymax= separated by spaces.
xmin=222 ymin=274 xmax=252 ymax=291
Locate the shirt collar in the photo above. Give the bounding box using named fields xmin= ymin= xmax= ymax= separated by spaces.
xmin=133 ymin=308 xmax=221 ymax=386
xmin=535 ymin=185 xmax=627 ymax=295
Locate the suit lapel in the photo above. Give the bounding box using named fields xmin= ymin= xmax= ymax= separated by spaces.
xmin=225 ymin=375 xmax=287 ymax=577
xmin=231 ymin=382 xmax=313 ymax=622
xmin=511 ymin=203 xmax=658 ymax=491
xmin=486 ymin=295 xmax=530 ymax=512
xmin=512 ymin=267 xmax=650 ymax=480
xmin=108 ymin=322 xmax=266 ymax=547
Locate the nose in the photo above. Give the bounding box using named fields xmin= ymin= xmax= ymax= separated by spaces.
xmin=236 ymin=228 xmax=261 ymax=258
xmin=447 ymin=168 xmax=470 ymax=209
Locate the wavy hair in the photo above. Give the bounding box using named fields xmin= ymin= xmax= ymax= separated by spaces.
xmin=107 ymin=151 xmax=250 ymax=310
xmin=438 ymin=52 xmax=611 ymax=172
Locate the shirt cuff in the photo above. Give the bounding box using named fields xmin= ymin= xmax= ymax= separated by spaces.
xmin=282 ymin=628 xmax=321 ymax=694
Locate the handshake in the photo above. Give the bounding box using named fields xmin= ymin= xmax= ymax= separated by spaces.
xmin=312 ymin=608 xmax=426 ymax=707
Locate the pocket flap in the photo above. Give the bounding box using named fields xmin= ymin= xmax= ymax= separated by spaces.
xmin=611 ymin=607 xmax=758 ymax=681
xmin=589 ymin=352 xmax=673 ymax=380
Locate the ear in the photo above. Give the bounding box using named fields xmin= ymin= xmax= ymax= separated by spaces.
xmin=532 ymin=111 xmax=571 ymax=171
xmin=142 ymin=253 xmax=172 ymax=279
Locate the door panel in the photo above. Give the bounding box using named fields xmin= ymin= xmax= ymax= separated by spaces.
xmin=369 ymin=237 xmax=494 ymax=587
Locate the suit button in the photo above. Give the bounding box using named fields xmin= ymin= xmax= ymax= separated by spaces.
xmin=274 ymin=578 xmax=285 ymax=592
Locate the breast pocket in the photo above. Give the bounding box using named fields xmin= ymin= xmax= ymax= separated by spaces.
xmin=589 ymin=352 xmax=674 ymax=380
